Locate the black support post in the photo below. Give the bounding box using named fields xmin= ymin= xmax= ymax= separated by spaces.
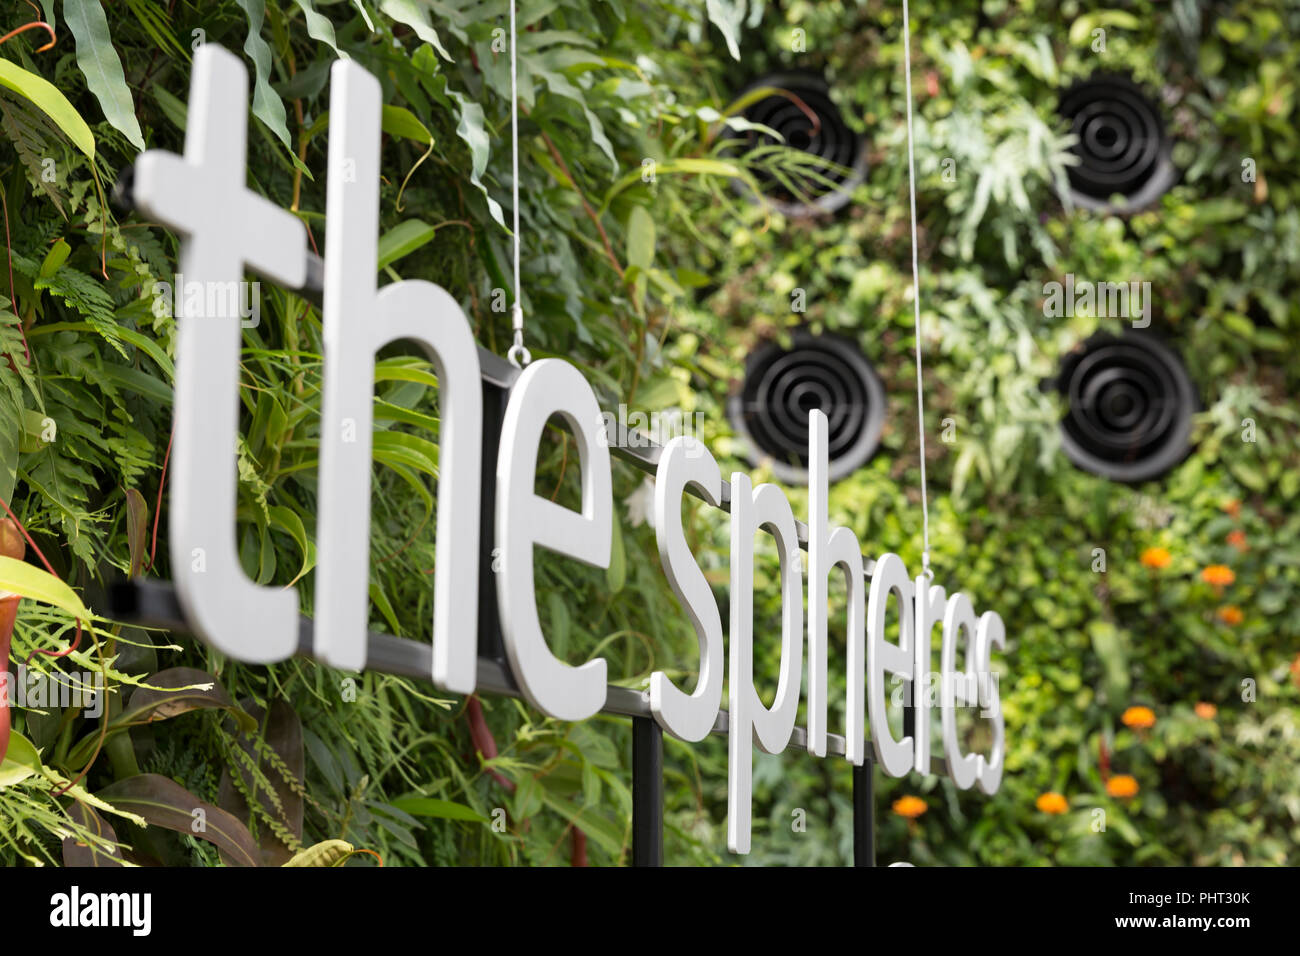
xmin=853 ymin=761 xmax=875 ymax=867
xmin=476 ymin=379 xmax=510 ymax=672
xmin=632 ymin=716 xmax=664 ymax=866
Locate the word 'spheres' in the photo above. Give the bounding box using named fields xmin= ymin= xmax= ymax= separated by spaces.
xmin=134 ymin=47 xmax=1008 ymax=855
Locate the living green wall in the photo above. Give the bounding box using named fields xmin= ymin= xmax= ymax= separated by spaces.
xmin=0 ymin=0 xmax=1296 ymax=866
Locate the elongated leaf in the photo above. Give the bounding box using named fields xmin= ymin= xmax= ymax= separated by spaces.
xmin=704 ymin=0 xmax=744 ymax=60
xmin=0 ymin=556 xmax=89 ymax=619
xmin=351 ymin=0 xmax=375 ymax=31
xmin=381 ymin=0 xmax=452 ymax=61
xmin=118 ymin=667 xmax=254 ymax=731
xmin=451 ymin=95 xmax=505 ymax=227
xmin=372 ymin=430 xmax=439 ymax=476
xmin=61 ymin=803 xmax=124 ymax=867
xmin=64 ymin=0 xmax=145 ymax=150
xmin=96 ymin=773 xmax=261 ymax=867
xmin=0 ymin=388 xmax=19 ymax=506
xmin=0 ymin=730 xmax=42 ymax=788
xmin=389 ymin=796 xmax=489 ymax=823
xmin=290 ymin=0 xmax=345 ymax=57
xmin=627 ymin=206 xmax=655 ymax=271
xmin=218 ymin=699 xmax=304 ymax=866
xmin=268 ymin=505 xmax=316 ymax=586
xmin=0 ymin=59 xmax=94 ymax=157
xmin=234 ymin=0 xmax=294 ymax=151
xmin=66 ymin=667 xmax=254 ymax=769
xmin=382 ymin=104 xmax=432 ymax=145
xmin=124 ymin=487 xmax=148 ymax=578
xmin=378 ymin=219 xmax=438 ymax=270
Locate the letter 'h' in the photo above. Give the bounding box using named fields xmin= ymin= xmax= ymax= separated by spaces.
xmin=133 ymin=47 xmax=483 ymax=690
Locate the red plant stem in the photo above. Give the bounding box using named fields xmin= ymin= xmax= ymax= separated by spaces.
xmin=1099 ymin=736 xmax=1111 ymax=783
xmin=0 ymin=20 xmax=55 ymax=53
xmin=0 ymin=595 xmax=18 ymax=766
xmin=1 ymin=189 xmax=32 ymax=365
xmin=570 ymin=826 xmax=587 ymax=867
xmin=466 ymin=695 xmax=514 ymax=792
xmin=147 ymin=423 xmax=175 ymax=572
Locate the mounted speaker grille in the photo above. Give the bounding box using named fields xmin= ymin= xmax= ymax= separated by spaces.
xmin=1058 ymin=75 xmax=1176 ymax=213
xmin=1054 ymin=333 xmax=1196 ymax=482
xmin=728 ymin=332 xmax=885 ymax=483
xmin=736 ymin=74 xmax=867 ymax=217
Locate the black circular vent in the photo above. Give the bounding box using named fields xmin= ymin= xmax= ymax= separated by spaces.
xmin=1058 ymin=75 xmax=1176 ymax=213
xmin=736 ymin=74 xmax=867 ymax=217
xmin=728 ymin=332 xmax=885 ymax=482
xmin=1054 ymin=333 xmax=1196 ymax=482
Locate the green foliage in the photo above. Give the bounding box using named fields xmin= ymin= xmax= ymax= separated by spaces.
xmin=677 ymin=0 xmax=1300 ymax=866
xmin=1 ymin=0 xmax=1297 ymax=867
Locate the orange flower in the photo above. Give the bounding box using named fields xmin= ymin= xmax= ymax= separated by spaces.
xmin=1226 ymin=529 xmax=1248 ymax=552
xmin=1291 ymin=654 xmax=1300 ymax=689
xmin=1194 ymin=702 xmax=1217 ymax=720
xmin=1121 ymin=706 xmax=1156 ymax=729
xmin=1222 ymin=499 xmax=1241 ymax=519
xmin=1105 ymin=774 xmax=1139 ymax=799
xmin=1201 ymin=565 xmax=1235 ymax=587
xmin=1036 ymin=792 xmax=1069 ymax=815
xmin=892 ymin=795 xmax=928 ymax=819
xmin=1216 ymin=605 xmax=1243 ymax=626
xmin=1140 ymin=547 xmax=1172 ymax=570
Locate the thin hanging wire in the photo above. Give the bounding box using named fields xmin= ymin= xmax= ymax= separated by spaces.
xmin=507 ymin=0 xmax=530 ymax=368
xmin=901 ymin=0 xmax=931 ymax=578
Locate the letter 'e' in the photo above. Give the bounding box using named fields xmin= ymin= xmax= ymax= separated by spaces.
xmin=496 ymin=360 xmax=613 ymax=721
xmin=867 ymin=553 xmax=915 ymax=777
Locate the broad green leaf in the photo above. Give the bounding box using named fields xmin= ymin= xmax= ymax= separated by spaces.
xmin=268 ymin=505 xmax=316 ymax=586
xmin=626 ymin=206 xmax=655 ymax=271
xmin=38 ymin=238 xmax=71 ymax=278
xmin=382 ymin=104 xmax=432 ymax=145
xmin=0 ymin=730 xmax=42 ymax=788
xmin=290 ymin=0 xmax=346 ymax=58
xmin=0 ymin=58 xmax=95 ymax=157
xmin=378 ymin=219 xmax=438 ymax=270
xmin=369 ymin=580 xmax=401 ymax=634
xmin=381 ymin=0 xmax=453 ymax=61
xmin=389 ymin=796 xmax=489 ymax=823
xmin=64 ymin=0 xmax=146 ymax=150
xmin=1068 ymin=10 xmax=1140 ymax=46
xmin=234 ymin=0 xmax=294 ymax=152
xmin=372 ymin=430 xmax=439 ymax=476
xmin=0 ymin=556 xmax=90 ymax=619
xmin=452 ymin=97 xmax=505 ymax=227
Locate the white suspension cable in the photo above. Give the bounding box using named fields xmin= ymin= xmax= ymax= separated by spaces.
xmin=507 ymin=0 xmax=530 ymax=368
xmin=901 ymin=0 xmax=931 ymax=578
